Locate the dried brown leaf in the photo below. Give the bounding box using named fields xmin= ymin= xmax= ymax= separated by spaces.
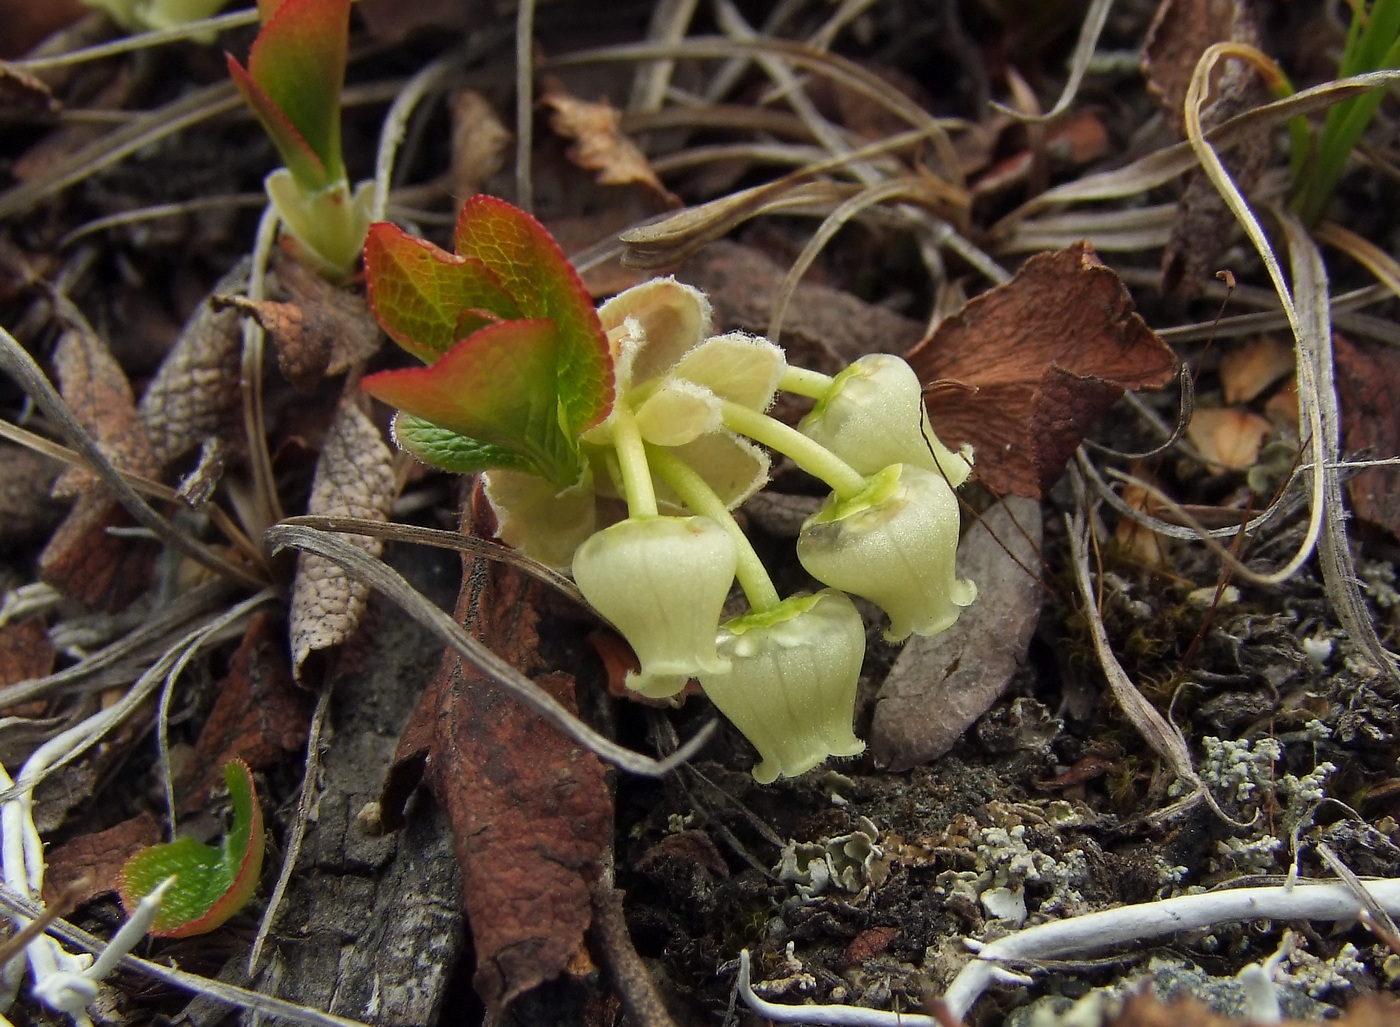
xmin=0 ymin=442 xmax=62 ymax=547
xmin=869 ymin=497 xmax=1044 ymax=770
xmin=1186 ymin=406 xmax=1272 ymax=469
xmin=1142 ymin=0 xmax=1258 ymax=136
xmin=906 ymin=242 xmax=1178 ymax=498
xmin=1219 ymin=334 xmax=1293 ymax=403
xmin=216 ymin=295 xmax=333 ymax=392
xmin=288 ymin=395 xmax=396 ymax=681
xmin=0 ymin=616 xmax=53 ymax=688
xmin=139 ymin=264 xmax=248 ymax=471
xmin=356 ymin=0 xmax=481 ymax=42
xmin=50 ymin=326 xmax=158 ymax=497
xmin=40 ymin=813 xmax=160 ymax=908
xmin=38 ymin=493 xmax=159 ymax=610
xmin=450 ymin=89 xmax=512 ymax=201
xmin=1334 ymin=333 xmax=1400 ymax=541
xmin=272 ymin=255 xmax=381 ymax=375
xmin=541 ymin=77 xmax=678 ymax=206
xmin=176 ymin=609 xmax=310 ymax=812
xmin=379 ymin=489 xmax=611 ymax=1012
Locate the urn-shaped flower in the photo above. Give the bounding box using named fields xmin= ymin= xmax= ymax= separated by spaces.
xmin=572 ymin=515 xmax=737 ymax=698
xmin=700 ymin=590 xmax=866 ymax=783
xmin=797 ymin=464 xmax=976 ymax=642
xmin=799 ymin=354 xmax=972 ymax=485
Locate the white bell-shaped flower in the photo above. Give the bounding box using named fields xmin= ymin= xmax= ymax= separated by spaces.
xmin=799 ymin=354 xmax=972 ymax=486
xmin=572 ymin=515 xmax=737 ymax=698
xmin=700 ymin=590 xmax=866 ymax=783
xmin=797 ymin=464 xmax=976 ymax=642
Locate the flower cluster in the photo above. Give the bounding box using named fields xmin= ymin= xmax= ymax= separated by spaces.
xmin=361 ymin=199 xmax=975 ymax=782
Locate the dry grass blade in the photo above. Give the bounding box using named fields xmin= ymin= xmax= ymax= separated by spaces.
xmin=0 ymin=328 xmax=265 ymax=590
xmin=769 ymin=178 xmax=929 ymax=346
xmin=1066 ymin=510 xmax=1241 ymax=825
xmin=1316 ymin=842 xmax=1400 ymax=943
xmin=997 ymin=204 xmax=1177 ymax=254
xmin=0 ymin=80 xmax=241 ymax=221
xmin=1278 ymin=213 xmax=1400 ymax=686
xmin=13 ymin=7 xmax=261 ymax=72
xmin=990 ymin=70 xmax=1400 ymax=239
xmin=278 ymin=514 xmax=584 ymax=603
xmin=239 ymin=206 xmax=285 ymax=538
xmin=0 ymin=885 xmax=373 ymax=1027
xmin=990 ymin=0 xmax=1113 ymax=123
xmin=1313 ymin=221 xmax=1400 ymax=301
xmin=265 ymin=523 xmax=716 ymax=776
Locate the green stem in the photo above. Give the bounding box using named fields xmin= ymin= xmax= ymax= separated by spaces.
xmin=721 ymin=401 xmax=866 ymax=499
xmin=610 ymin=401 xmax=658 ymax=518
xmin=779 ymin=365 xmax=835 ymax=399
xmin=648 ymin=446 xmax=781 ymax=613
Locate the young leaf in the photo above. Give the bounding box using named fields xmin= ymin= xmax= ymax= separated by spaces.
xmin=229 ymin=0 xmax=349 ymax=189
xmin=117 ymin=760 xmax=265 ymax=938
xmin=362 ymin=319 xmax=580 ymax=485
xmin=392 ymin=414 xmax=538 ymax=475
xmin=227 ymin=56 xmax=328 ymax=193
xmin=364 ymin=222 xmax=521 ymax=361
xmin=452 ymin=197 xmax=613 ymax=439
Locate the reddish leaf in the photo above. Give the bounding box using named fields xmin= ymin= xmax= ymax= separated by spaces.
xmin=905 ymin=242 xmax=1177 ymax=498
xmin=39 ymin=495 xmax=158 ymax=611
xmin=362 ymin=318 xmax=580 ymax=484
xmin=452 ymin=196 xmax=613 ymax=437
xmin=227 ymin=55 xmax=327 ymax=192
xmin=377 ymin=488 xmax=610 ymax=1012
xmin=364 ymin=222 xmax=520 ymax=361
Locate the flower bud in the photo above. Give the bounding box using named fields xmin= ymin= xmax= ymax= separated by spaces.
xmin=700 ymin=590 xmax=866 ymax=783
xmin=799 ymin=354 xmax=972 ymax=486
xmin=572 ymin=516 xmax=737 ymax=698
xmin=797 ymin=465 xmax=976 ymax=642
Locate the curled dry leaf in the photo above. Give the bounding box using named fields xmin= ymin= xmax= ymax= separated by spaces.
xmin=540 ymin=77 xmax=679 ymax=207
xmin=869 ymin=497 xmax=1044 ymax=771
xmin=139 ymin=263 xmax=249 ymax=471
xmin=41 ymin=326 xmax=161 ymax=608
xmin=1333 ymin=333 xmax=1400 ymax=541
xmin=215 ymin=295 xmax=334 ymax=392
xmin=272 ymin=254 xmax=382 ymax=374
xmin=50 ymin=326 xmax=158 ymax=497
xmin=377 ymin=488 xmax=610 ymax=1013
xmin=905 ymin=242 xmax=1178 ymax=499
xmin=288 ymin=395 xmax=397 ymax=681
xmin=0 ymin=616 xmax=53 ymax=688
xmin=450 ymin=89 xmax=512 ymax=201
xmin=1186 ymin=406 xmax=1272 ymax=470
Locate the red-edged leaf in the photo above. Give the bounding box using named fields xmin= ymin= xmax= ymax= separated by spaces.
xmin=363 ymin=319 xmax=579 ymax=484
xmin=243 ymin=0 xmax=348 ymax=183
xmin=452 ymin=197 xmax=612 ymax=437
xmin=227 ymin=54 xmax=328 ymax=192
xmin=365 ymin=222 xmax=521 ymax=361
xmin=117 ymin=760 xmax=264 ymax=938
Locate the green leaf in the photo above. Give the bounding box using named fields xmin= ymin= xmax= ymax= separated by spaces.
xmin=229 ymin=0 xmax=349 ymax=189
xmin=362 ymin=319 xmax=581 ymax=485
xmin=392 ymin=413 xmax=538 ymax=474
xmin=364 ymin=222 xmax=522 ymax=362
xmin=227 ymin=55 xmax=328 ymax=192
xmin=118 ymin=760 xmax=265 ymax=938
xmin=452 ymin=197 xmax=613 ymax=438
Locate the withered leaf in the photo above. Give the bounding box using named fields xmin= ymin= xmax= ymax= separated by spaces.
xmin=139 ymin=263 xmax=248 ymax=471
xmin=379 ymin=489 xmax=610 ymax=1013
xmin=1186 ymin=406 xmax=1272 ymax=470
xmin=1142 ymin=0 xmax=1260 ymax=137
xmin=450 ymin=89 xmax=512 ymax=201
xmin=0 ymin=616 xmax=53 ymax=688
xmin=905 ymin=242 xmax=1178 ymax=499
xmin=288 ymin=395 xmax=397 ymax=681
xmin=541 ymin=77 xmax=678 ymax=206
xmin=1334 ymin=333 xmax=1400 ymax=541
xmin=41 ymin=813 xmax=160 ymax=908
xmin=0 ymin=442 xmax=62 ymax=547
xmin=50 ymin=326 xmax=158 ymax=497
xmin=176 ymin=609 xmax=310 ymax=812
xmin=1219 ymin=334 xmax=1293 ymax=403
xmin=271 ymin=255 xmax=382 ymax=375
xmin=869 ymin=497 xmax=1043 ymax=770
xmin=215 ymin=295 xmax=333 ymax=392
xmin=39 ymin=493 xmax=159 ymax=611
